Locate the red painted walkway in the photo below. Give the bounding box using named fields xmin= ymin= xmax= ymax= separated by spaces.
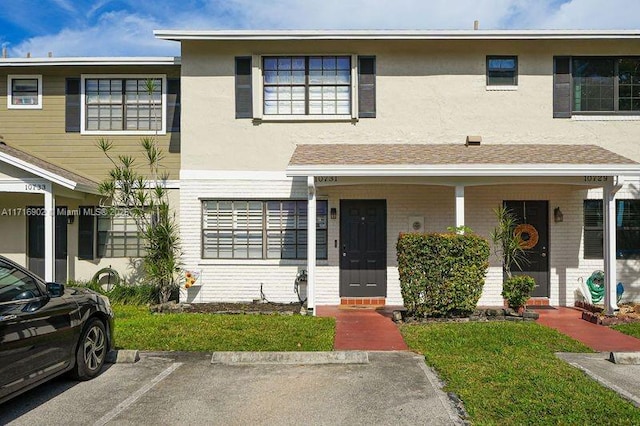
xmin=317 ymin=306 xmax=408 ymax=351
xmin=536 ymin=307 xmax=640 ymax=352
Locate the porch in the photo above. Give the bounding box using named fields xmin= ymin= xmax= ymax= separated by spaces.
xmin=287 ymin=143 xmax=640 ymax=315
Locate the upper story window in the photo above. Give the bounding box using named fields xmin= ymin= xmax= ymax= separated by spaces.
xmin=80 ymin=75 xmax=167 ymax=135
xmin=486 ymin=56 xmax=518 ymax=87
xmin=263 ymin=56 xmax=351 ymax=116
xmin=7 ymin=75 xmax=42 ymax=109
xmin=572 ymin=57 xmax=640 ymax=113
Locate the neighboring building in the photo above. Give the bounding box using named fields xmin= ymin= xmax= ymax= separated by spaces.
xmin=0 ymin=56 xmax=181 ymax=284
xmin=154 ymin=29 xmax=640 ymax=313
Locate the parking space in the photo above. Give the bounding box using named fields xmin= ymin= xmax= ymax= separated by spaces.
xmin=0 ymin=351 xmax=462 ymax=425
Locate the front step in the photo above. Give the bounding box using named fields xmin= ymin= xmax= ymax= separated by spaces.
xmin=340 ymin=297 xmax=385 ymax=309
xmin=527 ymin=297 xmax=551 ymax=307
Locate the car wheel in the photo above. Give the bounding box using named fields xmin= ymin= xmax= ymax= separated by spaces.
xmin=72 ymin=318 xmax=107 ymax=380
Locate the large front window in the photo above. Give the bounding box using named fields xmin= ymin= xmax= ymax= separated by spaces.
xmin=81 ymin=75 xmax=165 ymax=133
xmin=263 ymin=56 xmax=351 ymax=116
xmin=202 ymin=200 xmax=328 ymax=259
xmin=97 ymin=212 xmax=145 ymax=258
xmin=573 ymin=57 xmax=640 ymax=113
xmin=583 ymin=199 xmax=640 ymax=259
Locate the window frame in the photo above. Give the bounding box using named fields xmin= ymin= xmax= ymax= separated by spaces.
xmin=252 ymin=54 xmax=358 ymax=121
xmin=80 ymin=74 xmax=167 ymax=135
xmin=486 ymin=56 xmax=518 ymax=88
xmin=7 ymin=74 xmax=43 ymax=109
xmin=201 ymin=199 xmax=328 ymax=260
xmin=571 ymin=56 xmax=640 ymax=115
xmin=583 ymin=199 xmax=640 ymax=259
xmin=96 ymin=208 xmax=146 ymax=259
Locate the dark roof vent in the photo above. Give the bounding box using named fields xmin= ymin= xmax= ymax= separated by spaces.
xmin=466 ymin=135 xmax=482 ymax=146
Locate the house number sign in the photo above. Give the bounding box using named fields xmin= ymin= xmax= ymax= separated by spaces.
xmin=315 ymin=176 xmax=338 ymax=183
xmin=583 ymin=176 xmax=609 ymax=183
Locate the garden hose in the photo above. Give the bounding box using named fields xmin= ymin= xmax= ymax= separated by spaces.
xmin=586 ymin=270 xmax=605 ymax=304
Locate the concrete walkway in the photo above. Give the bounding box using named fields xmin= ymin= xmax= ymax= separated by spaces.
xmin=536 ymin=307 xmax=640 ymax=352
xmin=317 ymin=306 xmax=409 ymax=351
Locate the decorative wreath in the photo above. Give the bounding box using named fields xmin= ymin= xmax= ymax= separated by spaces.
xmin=513 ymin=223 xmax=539 ymax=250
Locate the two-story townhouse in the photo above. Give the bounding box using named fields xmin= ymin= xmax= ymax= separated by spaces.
xmin=0 ymin=56 xmax=181 ymax=284
xmin=155 ymin=29 xmax=640 ymax=314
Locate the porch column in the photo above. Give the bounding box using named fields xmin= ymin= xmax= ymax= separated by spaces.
xmin=307 ymin=176 xmax=316 ymax=315
xmin=455 ymin=185 xmax=465 ymax=233
xmin=44 ymin=184 xmax=55 ymax=282
xmin=603 ymin=178 xmax=622 ymax=315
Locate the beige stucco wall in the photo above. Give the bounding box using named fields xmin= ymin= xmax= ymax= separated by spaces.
xmin=180 ymin=38 xmax=640 ymax=172
xmin=0 ymin=64 xmax=181 ymax=181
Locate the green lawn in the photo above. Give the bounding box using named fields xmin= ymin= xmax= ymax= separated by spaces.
xmin=401 ymin=321 xmax=640 ymax=425
xmin=113 ymin=304 xmax=335 ymax=352
xmin=612 ymin=322 xmax=640 ymax=339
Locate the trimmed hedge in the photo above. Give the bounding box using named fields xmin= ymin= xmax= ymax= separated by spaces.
xmin=502 ymin=275 xmax=536 ymax=310
xmin=397 ymin=233 xmax=490 ymax=317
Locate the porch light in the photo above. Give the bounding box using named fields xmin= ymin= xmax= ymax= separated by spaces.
xmin=67 ymin=214 xmax=75 ymax=225
xmin=330 ymin=208 xmax=337 ymax=220
xmin=554 ymin=207 xmax=563 ymax=223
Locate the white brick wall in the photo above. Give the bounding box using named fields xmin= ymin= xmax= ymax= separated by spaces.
xmin=180 ymin=174 xmax=640 ymax=307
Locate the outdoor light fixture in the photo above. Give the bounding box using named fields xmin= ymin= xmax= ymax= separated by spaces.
xmin=67 ymin=215 xmax=75 ymax=225
xmin=330 ymin=208 xmax=337 ymax=219
xmin=554 ymin=207 xmax=563 ymax=223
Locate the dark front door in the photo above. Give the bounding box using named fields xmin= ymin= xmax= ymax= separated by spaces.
xmin=340 ymin=200 xmax=387 ymax=297
xmin=27 ymin=207 xmax=68 ymax=282
xmin=504 ymin=200 xmax=549 ymax=298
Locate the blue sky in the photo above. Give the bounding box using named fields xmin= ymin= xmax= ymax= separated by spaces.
xmin=1 ymin=0 xmax=638 ymax=57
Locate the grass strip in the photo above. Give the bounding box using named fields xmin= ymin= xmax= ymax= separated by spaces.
xmin=401 ymin=321 xmax=640 ymax=425
xmin=113 ymin=304 xmax=335 ymax=352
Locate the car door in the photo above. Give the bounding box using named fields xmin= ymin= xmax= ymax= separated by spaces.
xmin=0 ymin=260 xmax=77 ymax=401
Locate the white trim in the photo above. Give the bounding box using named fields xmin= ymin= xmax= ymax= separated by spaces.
xmin=572 ymin=115 xmax=640 ymax=121
xmin=44 ymin=185 xmax=54 ymax=282
xmin=286 ymin=164 xmax=640 ymax=177
xmin=80 ymin=74 xmax=167 ymax=136
xmin=7 ymin=74 xmax=42 ymax=109
xmin=256 ymin=115 xmax=354 ymax=122
xmin=0 ymin=57 xmax=179 ymax=66
xmin=155 ymin=29 xmax=640 ymax=41
xmin=180 ymin=170 xmax=290 ymax=180
xmin=0 ymin=151 xmax=77 ymax=189
xmin=486 ymin=85 xmax=518 ymax=91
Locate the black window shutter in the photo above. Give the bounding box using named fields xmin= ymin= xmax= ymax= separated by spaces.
xmin=78 ymin=206 xmax=95 ymax=260
xmin=358 ymin=56 xmax=376 ymax=118
xmin=65 ymin=78 xmax=81 ymax=132
xmin=553 ymin=56 xmax=571 ymax=118
xmin=235 ymin=57 xmax=253 ymax=119
xmin=166 ymin=78 xmax=181 ymax=132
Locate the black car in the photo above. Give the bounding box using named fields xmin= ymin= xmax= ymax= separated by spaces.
xmin=0 ymin=256 xmax=114 ymax=404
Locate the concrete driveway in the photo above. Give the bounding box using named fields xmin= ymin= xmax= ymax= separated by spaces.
xmin=0 ymin=351 xmax=463 ymax=425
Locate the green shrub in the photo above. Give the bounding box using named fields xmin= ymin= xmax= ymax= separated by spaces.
xmin=67 ymin=280 xmax=158 ymax=305
xmin=397 ymin=233 xmax=490 ymax=317
xmin=502 ymin=275 xmax=536 ymax=310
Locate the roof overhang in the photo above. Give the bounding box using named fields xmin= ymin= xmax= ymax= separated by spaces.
xmin=286 ymin=163 xmax=640 ymax=178
xmin=0 ymin=57 xmax=181 ymax=67
xmin=286 ymin=143 xmax=640 ymax=178
xmin=154 ymin=29 xmax=640 ymax=42
xmin=0 ymin=147 xmax=99 ymax=194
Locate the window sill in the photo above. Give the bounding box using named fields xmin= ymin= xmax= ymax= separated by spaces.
xmin=572 ymin=115 xmax=640 ymax=121
xmin=253 ymin=115 xmax=357 ymax=124
xmin=198 ymin=259 xmax=329 ymax=267
xmin=8 ymin=104 xmax=42 ymax=110
xmin=80 ymin=129 xmax=167 ymax=136
xmin=485 ymin=85 xmax=518 ymax=91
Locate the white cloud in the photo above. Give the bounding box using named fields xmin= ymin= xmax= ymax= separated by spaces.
xmin=6 ymin=0 xmax=640 ymax=58
xmin=10 ymin=11 xmax=179 ymax=57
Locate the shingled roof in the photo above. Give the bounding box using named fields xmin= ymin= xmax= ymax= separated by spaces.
xmin=287 ymin=144 xmax=640 ymax=177
xmin=0 ymin=142 xmax=98 ymax=192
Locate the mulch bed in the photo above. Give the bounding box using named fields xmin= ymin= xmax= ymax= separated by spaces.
xmin=150 ymin=301 xmax=305 ymax=315
xmin=187 ymin=302 xmax=304 ymax=315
